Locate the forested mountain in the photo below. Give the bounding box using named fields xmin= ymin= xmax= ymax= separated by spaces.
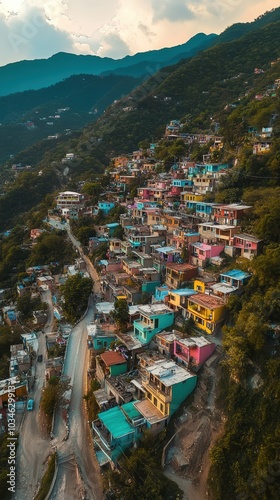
xmin=0 ymin=33 xmax=216 ymax=96
xmin=0 ymin=73 xmax=141 ymax=163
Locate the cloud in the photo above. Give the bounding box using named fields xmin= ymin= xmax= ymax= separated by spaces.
xmin=0 ymin=0 xmax=279 ymax=66
xmin=151 ymin=0 xmax=195 ymax=23
xmin=0 ymin=5 xmax=74 ymax=66
xmin=138 ymin=21 xmax=156 ymax=39
xmin=97 ymin=32 xmax=131 ymax=59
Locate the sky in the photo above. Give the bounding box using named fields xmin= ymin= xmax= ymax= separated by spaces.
xmin=0 ymin=0 xmax=279 ymax=67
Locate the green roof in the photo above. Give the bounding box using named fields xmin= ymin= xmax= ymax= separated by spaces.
xmin=98 ymin=405 xmax=135 ymax=439
xmin=122 ymin=401 xmax=142 ymax=421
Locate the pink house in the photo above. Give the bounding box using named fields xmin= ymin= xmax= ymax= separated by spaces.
xmin=174 ymin=336 xmax=216 ymax=371
xmin=233 ymin=233 xmax=262 ymax=260
xmin=190 ymin=242 xmax=224 ymax=268
xmin=137 ymin=187 xmax=152 ymax=199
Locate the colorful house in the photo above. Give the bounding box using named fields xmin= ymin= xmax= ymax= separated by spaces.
xmin=185 ymin=201 xmax=214 ymax=219
xmin=167 ymin=288 xmax=197 ymax=316
xmin=233 ymin=233 xmax=262 ymax=260
xmin=96 ymin=351 xmax=127 ymax=385
xmin=98 ymin=202 xmax=115 ymax=215
xmin=212 ymin=203 xmax=252 ymax=226
xmin=181 ymin=192 xmax=204 ymax=203
xmin=190 ymin=242 xmax=224 ymax=268
xmin=134 ymin=359 xmax=197 ymax=432
xmin=187 ymin=293 xmax=226 ymax=334
xmin=165 ymin=262 xmax=198 ymax=289
xmin=174 ymin=336 xmax=216 ymax=371
xmin=87 ymin=323 xmax=116 ymax=351
xmin=153 ymin=285 xmax=170 ymax=303
xmin=219 ymin=269 xmax=251 ymax=289
xmin=92 ymin=401 xmax=146 ymax=464
xmin=133 ymin=304 xmax=174 ymax=345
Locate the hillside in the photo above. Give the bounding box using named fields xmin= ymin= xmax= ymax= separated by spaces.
xmin=0 ymin=73 xmax=141 ymax=163
xmin=72 ymin=14 xmax=280 ymax=154
xmin=0 ymin=33 xmax=216 ymax=97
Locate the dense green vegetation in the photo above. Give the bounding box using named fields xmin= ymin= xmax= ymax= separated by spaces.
xmin=104 ymin=431 xmax=183 ymax=500
xmin=61 ymin=273 xmax=93 ymax=322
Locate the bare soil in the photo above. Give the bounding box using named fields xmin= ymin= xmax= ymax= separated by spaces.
xmin=164 ymin=350 xmax=224 ymax=500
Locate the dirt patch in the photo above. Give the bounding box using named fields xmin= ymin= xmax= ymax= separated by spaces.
xmin=164 ymin=351 xmax=224 ymax=500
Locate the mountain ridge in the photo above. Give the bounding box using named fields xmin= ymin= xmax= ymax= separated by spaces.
xmin=0 ymin=33 xmax=216 ymax=96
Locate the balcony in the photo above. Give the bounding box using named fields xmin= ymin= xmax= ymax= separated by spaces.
xmin=92 ymin=421 xmax=113 ymax=452
xmin=175 ymin=349 xmax=189 ymax=364
xmin=142 ymin=379 xmax=172 ymax=403
xmin=134 ymin=319 xmax=153 ymax=333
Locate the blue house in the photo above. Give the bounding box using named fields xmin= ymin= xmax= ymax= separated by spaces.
xmin=133 ymin=304 xmax=174 ymax=344
xmin=219 ymin=269 xmax=251 ymax=289
xmin=203 ymin=163 xmax=229 ymax=174
xmin=98 ymin=202 xmax=115 ymax=215
xmin=154 ymin=285 xmax=170 ymax=302
xmin=172 ymin=179 xmax=193 ymax=188
xmin=186 ymin=201 xmax=214 ymax=218
xmin=92 ymin=401 xmax=146 ymax=464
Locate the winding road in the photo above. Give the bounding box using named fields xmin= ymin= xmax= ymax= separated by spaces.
xmin=14 ymin=222 xmax=104 ymax=500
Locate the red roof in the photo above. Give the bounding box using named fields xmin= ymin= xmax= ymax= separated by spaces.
xmin=100 ymin=351 xmax=126 ymax=366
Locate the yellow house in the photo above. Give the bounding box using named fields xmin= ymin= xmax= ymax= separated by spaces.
xmin=167 ymin=289 xmax=197 ymax=315
xmin=140 ymin=359 xmax=197 ymax=418
xmin=193 ymin=278 xmax=217 ymax=294
xmin=187 ymin=293 xmax=226 ymax=334
xmin=181 ymin=192 xmax=204 ymax=202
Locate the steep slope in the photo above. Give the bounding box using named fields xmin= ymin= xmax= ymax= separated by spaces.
xmin=79 ymin=17 xmax=280 ymax=153
xmin=0 ymin=73 xmax=141 ymax=162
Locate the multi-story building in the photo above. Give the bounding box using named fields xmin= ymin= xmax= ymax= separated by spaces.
xmin=134 ymin=359 xmax=197 ymax=432
xmin=174 ymin=336 xmax=216 ymax=370
xmin=187 ymin=293 xmax=227 ymax=334
xmin=165 ymin=262 xmax=198 ymax=289
xmin=133 ymin=304 xmax=174 ymax=345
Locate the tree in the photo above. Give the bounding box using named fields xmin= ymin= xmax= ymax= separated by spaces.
xmin=61 ymin=273 xmax=93 ymax=322
xmin=104 ymin=431 xmax=183 ymax=500
xmin=77 ymin=226 xmax=96 ymax=246
xmin=111 ymin=298 xmax=130 ymax=333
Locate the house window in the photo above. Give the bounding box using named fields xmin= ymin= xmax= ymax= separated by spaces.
xmin=154 ymin=318 xmax=159 ymax=328
xmin=148 ymin=392 xmax=152 ymax=400
xmin=153 ymin=397 xmax=158 ymax=406
xmin=160 ymin=403 xmax=163 ymax=412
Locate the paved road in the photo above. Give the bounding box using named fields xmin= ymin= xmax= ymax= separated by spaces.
xmin=49 ymin=227 xmax=104 ymax=499
xmin=51 ymin=299 xmax=103 ymax=500
xmin=14 ymin=223 xmax=103 ymax=499
xmin=14 ymin=290 xmax=54 ymax=500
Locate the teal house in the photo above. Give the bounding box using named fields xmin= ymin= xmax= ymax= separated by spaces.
xmin=87 ymin=323 xmax=116 ymax=351
xmin=98 ymin=202 xmax=115 ymax=215
xmin=106 ymin=222 xmax=120 ymax=236
xmin=154 ymin=285 xmax=170 ymax=302
xmin=100 ymin=351 xmax=127 ymax=377
xmin=92 ymin=401 xmax=146 ymax=464
xmin=133 ymin=304 xmax=174 ymax=345
xmin=219 ymin=269 xmax=251 ymax=289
